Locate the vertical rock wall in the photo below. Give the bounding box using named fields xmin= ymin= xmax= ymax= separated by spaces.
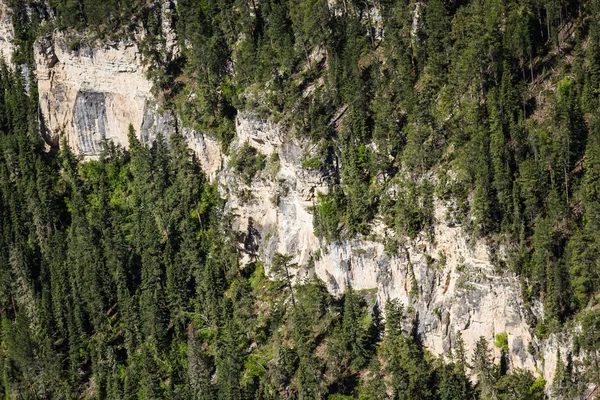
xmin=0 ymin=0 xmax=12 ymax=64
xmin=35 ymin=33 xmax=156 ymax=153
xmin=223 ymin=113 xmax=571 ymax=387
xmin=32 ymin=30 xmax=224 ymax=176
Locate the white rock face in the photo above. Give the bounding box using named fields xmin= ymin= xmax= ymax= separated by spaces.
xmin=182 ymin=127 xmax=223 ymax=181
xmin=221 ymin=114 xmax=326 ymax=265
xmin=223 ymin=113 xmax=571 ymax=388
xmin=0 ymin=0 xmax=13 ymax=64
xmin=33 ymin=29 xmax=223 ymax=172
xmin=35 ymin=32 xmax=155 ymax=153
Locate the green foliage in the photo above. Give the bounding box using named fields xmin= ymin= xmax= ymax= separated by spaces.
xmin=472 ymin=337 xmax=498 ymax=399
xmin=494 ymin=332 xmax=509 ymax=353
xmin=229 ymin=142 xmax=266 ymax=184
xmin=302 ymin=156 xmax=325 ymax=170
xmin=20 ymin=0 xmax=600 ymax=328
xmin=496 ymin=369 xmax=544 ymax=400
xmin=552 ymin=349 xmax=585 ymax=398
xmin=576 ymin=309 xmax=600 ymax=387
xmin=327 ymin=287 xmax=375 ymax=388
xmin=313 ymin=187 xmax=345 ymax=242
xmin=270 ymin=252 xmax=297 ymax=307
xmin=388 ymin=178 xmax=434 ymax=239
xmin=0 ymin=76 xmax=550 ymax=396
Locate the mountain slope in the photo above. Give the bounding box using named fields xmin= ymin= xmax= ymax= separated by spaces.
xmin=1 ymin=0 xmax=600 ymax=398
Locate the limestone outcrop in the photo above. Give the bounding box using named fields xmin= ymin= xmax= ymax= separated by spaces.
xmin=0 ymin=0 xmax=12 ymax=64
xmin=219 ymin=113 xmax=570 ymax=387
xmin=34 ymin=32 xmax=156 ymax=153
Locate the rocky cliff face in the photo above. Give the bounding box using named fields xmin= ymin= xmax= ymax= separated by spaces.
xmin=32 ymin=29 xmax=226 ymax=177
xmin=0 ymin=0 xmax=12 ymax=64
xmin=35 ymin=32 xmax=157 ymax=153
xmin=219 ymin=113 xmax=570 ymax=386
xmin=0 ymin=6 xmax=566 ymax=389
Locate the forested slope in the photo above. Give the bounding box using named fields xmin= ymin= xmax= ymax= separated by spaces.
xmin=0 ymin=64 xmax=547 ymax=398
xmin=2 ymin=0 xmax=600 ymax=398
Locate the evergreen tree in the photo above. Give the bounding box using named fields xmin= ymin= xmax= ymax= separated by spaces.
xmin=471 ymin=336 xmax=497 ymax=400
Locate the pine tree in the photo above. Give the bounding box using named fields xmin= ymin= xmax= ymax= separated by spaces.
xmin=569 ymin=114 xmax=600 ymax=308
xmin=471 ymin=336 xmax=497 ymax=400
xmin=271 ymin=253 xmax=296 ymax=308
xmin=424 ymin=0 xmax=450 ymax=90
xmin=578 ymin=310 xmax=600 ymax=389
xmin=488 ymin=87 xmax=513 ymax=232
xmin=472 ymin=114 xmax=495 ymax=235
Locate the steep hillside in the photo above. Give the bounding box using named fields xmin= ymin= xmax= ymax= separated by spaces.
xmin=1 ymin=0 xmax=600 ymax=398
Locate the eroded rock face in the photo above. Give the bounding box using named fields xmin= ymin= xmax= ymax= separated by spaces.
xmin=182 ymin=127 xmax=223 ymax=181
xmin=0 ymin=0 xmax=13 ymax=64
xmin=33 ymin=30 xmax=224 ymax=175
xmin=221 ymin=114 xmax=326 ymax=266
xmin=73 ymin=91 xmax=108 ymax=154
xmin=222 ymin=113 xmax=570 ymax=388
xmin=34 ymin=32 xmax=159 ymax=152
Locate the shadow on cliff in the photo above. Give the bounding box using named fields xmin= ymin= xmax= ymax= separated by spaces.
xmin=38 ymin=106 xmax=60 ymax=156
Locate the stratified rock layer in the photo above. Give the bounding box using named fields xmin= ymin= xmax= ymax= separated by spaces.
xmin=35 ymin=33 xmax=156 ymax=152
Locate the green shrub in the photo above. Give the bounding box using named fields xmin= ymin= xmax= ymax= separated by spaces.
xmin=230 ymin=142 xmax=267 ymax=184
xmin=302 ymin=156 xmax=324 ymax=169
xmin=495 ymin=332 xmax=509 ymax=353
xmin=313 ymin=187 xmax=346 ymax=242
